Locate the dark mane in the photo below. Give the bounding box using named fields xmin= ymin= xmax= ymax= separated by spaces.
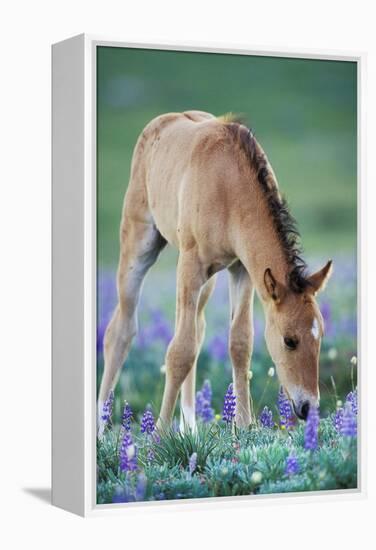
xmin=225 ymin=121 xmax=310 ymax=293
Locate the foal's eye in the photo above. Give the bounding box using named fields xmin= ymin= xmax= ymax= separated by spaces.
xmin=284 ymin=337 xmax=298 ymax=350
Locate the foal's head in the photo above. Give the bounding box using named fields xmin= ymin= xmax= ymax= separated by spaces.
xmin=263 ymin=260 xmax=333 ymax=420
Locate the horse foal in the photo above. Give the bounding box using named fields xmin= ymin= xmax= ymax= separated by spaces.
xmin=98 ymin=110 xmax=332 ymax=435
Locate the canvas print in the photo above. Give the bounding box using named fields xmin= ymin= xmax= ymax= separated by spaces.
xmin=96 ymin=47 xmax=358 ymax=505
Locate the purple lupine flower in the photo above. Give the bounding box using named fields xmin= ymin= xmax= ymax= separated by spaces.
xmin=97 ymin=271 xmax=117 ymax=355
xmin=150 ymin=309 xmax=173 ymax=345
xmin=140 ymin=407 xmax=156 ymax=435
xmin=101 ymin=390 xmax=114 ymax=424
xmin=112 ymin=485 xmax=131 ymax=503
xmin=207 ymin=334 xmax=228 ymax=362
xmin=278 ymin=388 xmax=294 ymax=429
xmin=119 ymin=431 xmax=138 ymax=472
xmin=333 ymin=408 xmax=344 ymax=433
xmin=320 ymin=300 xmax=334 ymax=339
xmin=285 ymin=453 xmax=300 ymax=476
xmin=136 ymin=309 xmax=173 ymax=349
xmin=222 ymin=383 xmax=236 ymax=424
xmin=304 ymin=406 xmax=320 ymax=450
xmin=341 ymin=403 xmax=357 ymax=437
xmin=202 ymin=379 xmax=212 ymax=402
xmin=121 ymin=401 xmax=133 ymax=431
xmin=146 ymin=448 xmax=155 ymax=464
xmin=135 ymin=473 xmax=147 ymax=501
xmin=195 ymin=391 xmax=205 ymax=416
xmin=189 ymin=452 xmax=197 ymax=475
xmin=346 ymin=389 xmax=358 ymax=415
xmin=259 ymin=406 xmax=274 ymax=428
xmin=196 ymin=380 xmax=215 ymax=423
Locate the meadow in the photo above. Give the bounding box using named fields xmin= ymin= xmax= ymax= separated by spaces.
xmin=97 ymin=376 xmax=358 ymax=504
xmin=96 ymin=47 xmax=357 ymax=503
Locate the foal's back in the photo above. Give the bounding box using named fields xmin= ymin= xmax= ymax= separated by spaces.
xmin=126 ymin=111 xmax=245 ymax=255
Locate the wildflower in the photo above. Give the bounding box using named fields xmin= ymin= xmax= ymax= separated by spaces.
xmin=208 ymin=334 xmax=228 ymax=362
xmin=285 ymin=453 xmax=300 ymax=476
xmin=121 ymin=401 xmax=132 ymax=431
xmin=222 ymin=383 xmax=236 ymax=424
xmin=250 ymin=471 xmax=263 ymax=484
xmin=259 ymin=406 xmax=274 ymax=428
xmin=112 ymin=485 xmax=131 ymax=503
xmin=189 ymin=452 xmax=197 ymax=475
xmin=346 ymin=389 xmax=358 ymax=415
xmin=215 ymin=413 xmax=221 ymax=421
xmin=101 ymin=390 xmax=114 ymax=424
xmin=304 ymin=406 xmax=320 ymax=450
xmin=160 ymin=364 xmax=166 ymax=374
xmin=350 ymin=356 xmax=357 ymax=366
xmin=341 ymin=403 xmax=357 ymax=437
xmin=196 ymin=380 xmax=215 ymax=423
xmin=278 ymin=387 xmax=294 ymax=429
xmin=248 ymin=370 xmax=253 ymax=381
xmin=119 ymin=431 xmax=138 ymax=472
xmin=140 ymin=407 xmax=156 ymax=435
xmin=135 ymin=473 xmax=147 ymax=501
xmin=202 ymin=379 xmax=212 ymax=402
xmin=268 ymin=367 xmax=275 ymax=377
xmin=336 ymin=400 xmax=343 ymax=408
xmin=328 ymin=347 xmax=338 ymax=360
xmin=333 ymin=408 xmax=344 ymax=433
xmin=146 ymin=448 xmax=155 ymax=464
xmin=150 ymin=309 xmax=173 ymax=345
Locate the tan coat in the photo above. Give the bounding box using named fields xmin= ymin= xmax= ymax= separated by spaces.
xmin=98 ymin=110 xmax=332 ymax=435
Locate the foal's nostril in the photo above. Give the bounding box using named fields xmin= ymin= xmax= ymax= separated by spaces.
xmin=301 ymin=401 xmax=310 ymax=421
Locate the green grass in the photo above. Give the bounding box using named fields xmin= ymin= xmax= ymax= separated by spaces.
xmin=97 ymin=415 xmax=357 ymax=504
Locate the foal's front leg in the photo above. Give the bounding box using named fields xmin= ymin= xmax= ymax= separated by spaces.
xmin=180 ymin=276 xmax=216 ymax=431
xmin=158 ymin=250 xmax=206 ymax=429
xmin=228 ymin=261 xmax=255 ymax=427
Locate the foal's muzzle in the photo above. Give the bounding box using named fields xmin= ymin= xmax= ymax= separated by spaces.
xmin=293 ymin=400 xmax=310 ymax=421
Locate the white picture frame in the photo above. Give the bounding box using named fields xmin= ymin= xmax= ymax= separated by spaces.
xmin=52 ymin=34 xmax=365 ymax=517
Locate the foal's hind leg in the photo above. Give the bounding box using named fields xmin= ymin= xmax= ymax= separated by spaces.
xmin=228 ymin=261 xmax=255 ymax=427
xmin=180 ymin=275 xmax=216 ymax=431
xmin=158 ymin=249 xmax=207 ymax=429
xmin=97 ymin=220 xmax=165 ymax=436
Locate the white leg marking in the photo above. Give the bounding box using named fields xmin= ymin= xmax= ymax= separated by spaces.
xmin=180 ymin=404 xmax=196 ymax=432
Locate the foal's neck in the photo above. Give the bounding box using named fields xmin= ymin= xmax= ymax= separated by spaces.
xmin=235 ymin=185 xmax=291 ymax=304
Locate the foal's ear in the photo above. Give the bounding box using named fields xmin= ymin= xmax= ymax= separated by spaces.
xmin=307 ymin=260 xmax=333 ymax=295
xmin=264 ymin=268 xmax=286 ymax=303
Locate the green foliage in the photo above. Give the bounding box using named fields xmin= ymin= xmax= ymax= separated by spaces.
xmin=97 ymin=416 xmax=357 ymax=504
xmin=145 ymin=464 xmax=211 ymax=500
xmin=205 ymin=459 xmax=262 ymax=497
xmin=149 ymin=422 xmax=232 ymax=471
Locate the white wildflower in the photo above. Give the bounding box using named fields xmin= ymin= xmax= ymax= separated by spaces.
xmin=251 ymin=471 xmax=263 ymax=484
xmin=126 ymin=444 xmax=136 ymax=459
xmin=328 ymin=348 xmax=338 ymax=360
xmin=268 ymin=367 xmax=275 ymax=377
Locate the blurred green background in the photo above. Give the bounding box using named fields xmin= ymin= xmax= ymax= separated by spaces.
xmin=97 ymin=46 xmax=357 ymax=421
